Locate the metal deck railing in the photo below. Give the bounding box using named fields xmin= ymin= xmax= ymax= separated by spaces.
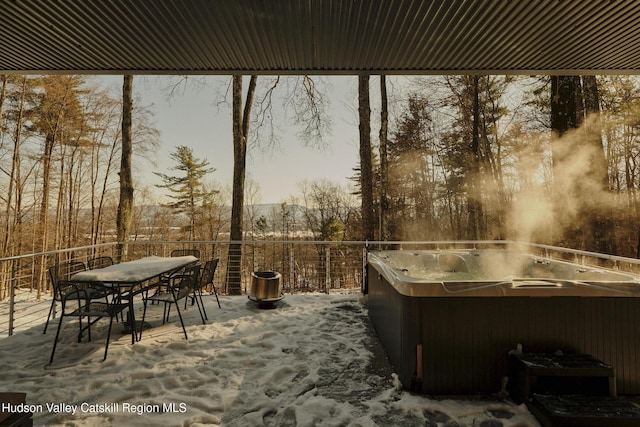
xmin=0 ymin=240 xmax=369 ymax=337
xmin=2 ymin=239 xmax=640 ymax=337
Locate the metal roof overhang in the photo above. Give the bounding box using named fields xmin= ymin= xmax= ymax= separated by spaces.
xmin=2 ymin=0 xmax=640 ymax=76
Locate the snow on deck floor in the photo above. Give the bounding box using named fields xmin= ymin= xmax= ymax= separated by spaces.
xmin=0 ymin=294 xmax=540 ymax=426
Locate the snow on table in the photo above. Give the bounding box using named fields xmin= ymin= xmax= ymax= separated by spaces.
xmin=70 ymin=256 xmax=198 ymax=283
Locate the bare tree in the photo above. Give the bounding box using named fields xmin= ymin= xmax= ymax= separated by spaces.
xmin=117 ymin=75 xmax=134 ymax=261
xmin=549 ymin=75 xmax=616 ymax=252
xmin=379 ymin=75 xmax=389 ymax=241
xmin=468 ymin=75 xmax=484 ymax=240
xmin=225 ymin=75 xmax=331 ymax=294
xmin=198 ymin=182 xmax=228 ymax=243
xmin=243 ymin=176 xmax=262 ymax=240
xmin=226 ymin=75 xmax=257 ymax=295
xmin=299 ymin=179 xmax=353 ymax=241
xmin=582 ymin=75 xmax=616 ymax=254
xmin=33 ymin=76 xmax=85 ymax=260
xmin=358 ymin=75 xmax=375 ymax=241
xmin=299 ymin=179 xmax=357 ymax=290
xmin=0 ymin=75 xmax=6 ymax=133
xmin=386 ymin=93 xmax=439 ymax=240
xmin=1 ymin=76 xmax=32 ymax=258
xmin=86 ymin=90 xmax=121 ymax=247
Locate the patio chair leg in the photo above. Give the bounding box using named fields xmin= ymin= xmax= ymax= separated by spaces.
xmin=103 ymin=315 xmax=116 ymax=361
xmin=140 ymin=301 xmax=149 ymax=341
xmin=212 ymin=285 xmax=221 ymax=309
xmin=173 ymin=300 xmax=188 ymax=340
xmin=192 ymin=291 xmax=205 ymax=324
xmin=195 ymin=289 xmax=207 ymax=323
xmin=110 ymin=294 xmax=124 ymax=323
xmin=49 ymin=315 xmax=65 ymax=364
xmin=43 ymin=300 xmax=56 ymax=334
xmin=77 ymin=317 xmax=84 ymax=343
xmin=163 ymin=304 xmax=170 ymax=324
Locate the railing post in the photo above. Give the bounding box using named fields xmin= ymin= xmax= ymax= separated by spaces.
xmin=362 ymin=245 xmax=368 ymax=293
xmin=289 ymin=246 xmax=295 ymax=292
xmin=325 ymin=246 xmax=331 ymax=294
xmin=227 ymin=242 xmax=242 ymax=295
xmin=8 ymin=259 xmax=17 ymax=337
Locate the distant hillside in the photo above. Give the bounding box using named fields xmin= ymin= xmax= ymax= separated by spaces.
xmin=240 ymin=203 xmax=306 ymax=218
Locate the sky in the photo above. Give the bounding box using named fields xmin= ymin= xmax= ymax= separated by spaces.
xmin=1 ymin=291 xmax=541 ymax=426
xmin=98 ymin=75 xmax=363 ymax=205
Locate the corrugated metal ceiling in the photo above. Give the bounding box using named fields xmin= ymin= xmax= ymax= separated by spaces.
xmin=2 ymin=0 xmax=640 ymax=75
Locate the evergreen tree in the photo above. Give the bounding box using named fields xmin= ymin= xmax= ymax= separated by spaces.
xmin=154 ymin=145 xmax=215 ymax=240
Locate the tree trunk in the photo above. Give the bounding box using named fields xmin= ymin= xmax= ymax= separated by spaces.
xmin=94 ymin=136 xmax=118 ymax=246
xmin=550 ymin=76 xmax=578 ymax=158
xmin=379 ymin=75 xmax=389 ymax=242
xmin=2 ymin=77 xmax=27 ymax=259
xmin=0 ymin=76 xmax=5 ymax=134
xmin=550 ymin=75 xmax=579 ymax=246
xmin=39 ymin=88 xmax=66 ymax=259
xmin=582 ymin=76 xmax=607 ymax=189
xmin=467 ymin=75 xmax=484 ymax=240
xmin=550 ymin=75 xmax=615 ymax=252
xmin=358 ymin=75 xmax=375 ymax=241
xmin=38 ymin=132 xmax=55 ymax=291
xmin=116 ymin=74 xmax=134 ymax=262
xmin=54 ymin=147 xmax=65 ymax=257
xmin=0 ymin=77 xmax=27 ymax=299
xmin=583 ymin=75 xmax=616 ymax=255
xmin=0 ymin=75 xmax=8 ymax=298
xmin=226 ymin=75 xmax=257 ymax=295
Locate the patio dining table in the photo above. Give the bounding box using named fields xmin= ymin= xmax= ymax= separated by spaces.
xmin=70 ymin=255 xmax=199 ymax=343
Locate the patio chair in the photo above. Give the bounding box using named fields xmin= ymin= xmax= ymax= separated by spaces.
xmin=193 ymin=258 xmax=221 ymax=317
xmin=141 ymin=264 xmax=202 ymax=340
xmin=152 ymin=249 xmax=200 ymax=303
xmin=88 ymin=256 xmax=113 ymax=270
xmin=43 ymin=261 xmax=87 ymax=334
xmin=48 ymin=279 xmax=128 ymax=363
xmin=183 ymin=258 xmax=217 ymax=320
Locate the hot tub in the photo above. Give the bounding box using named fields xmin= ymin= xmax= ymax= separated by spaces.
xmin=366 ymin=247 xmax=640 ymax=394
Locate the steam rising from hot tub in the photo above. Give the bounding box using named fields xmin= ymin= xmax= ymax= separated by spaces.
xmin=506 ymin=115 xmax=613 ymax=244
xmin=387 ymin=114 xmax=612 ymax=246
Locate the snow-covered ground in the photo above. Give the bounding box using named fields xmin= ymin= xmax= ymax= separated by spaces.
xmin=0 ymin=294 xmax=540 ymax=426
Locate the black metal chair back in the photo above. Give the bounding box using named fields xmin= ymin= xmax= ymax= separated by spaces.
xmin=58 ymin=261 xmax=86 ymax=282
xmin=200 ymin=259 xmax=221 ymax=310
xmin=88 ymin=256 xmax=113 ymax=270
xmin=43 ymin=261 xmax=86 ymax=334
